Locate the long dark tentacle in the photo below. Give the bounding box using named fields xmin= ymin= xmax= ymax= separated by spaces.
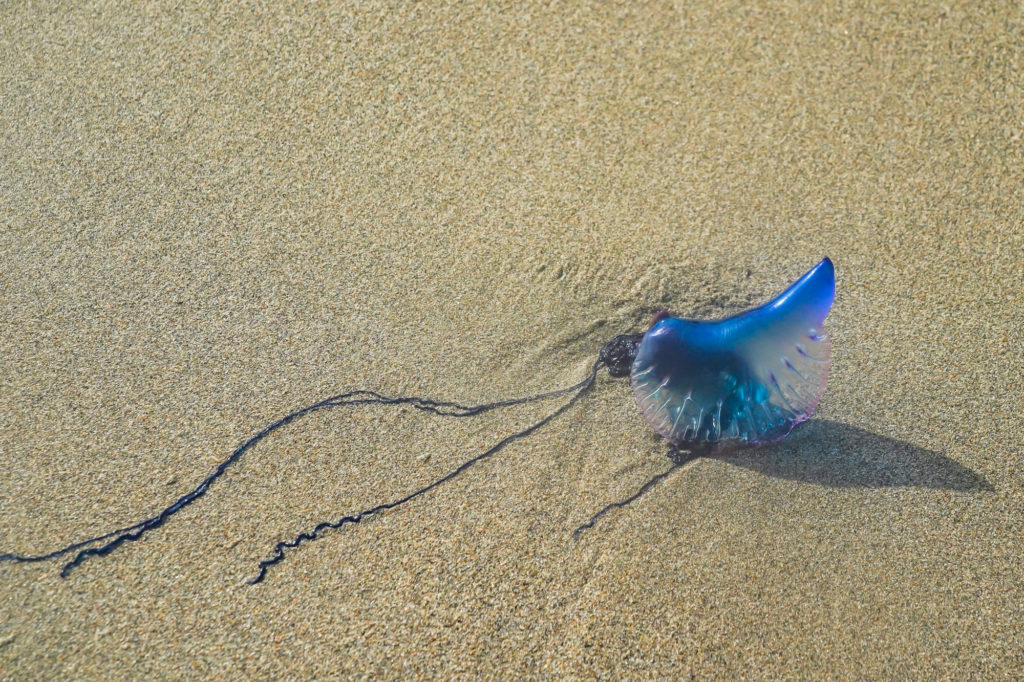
xmin=1 ymin=368 xmax=600 ymax=577
xmin=572 ymin=449 xmax=698 ymax=540
xmin=249 ymin=360 xmax=603 ymax=584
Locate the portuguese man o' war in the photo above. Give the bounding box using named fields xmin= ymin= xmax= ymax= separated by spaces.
xmin=576 ymin=257 xmax=834 ymax=538
xmin=632 ymin=257 xmax=834 ymax=451
xmin=1 ymin=259 xmax=833 ymax=584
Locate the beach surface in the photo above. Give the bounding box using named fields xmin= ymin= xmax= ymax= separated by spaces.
xmin=2 ymin=1 xmax=1022 ymax=677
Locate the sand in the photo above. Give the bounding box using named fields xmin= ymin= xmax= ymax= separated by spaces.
xmin=1 ymin=1 xmax=1022 ymax=678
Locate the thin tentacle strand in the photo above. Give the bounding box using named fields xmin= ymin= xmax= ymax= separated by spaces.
xmin=249 ymin=359 xmax=602 ymax=584
xmin=1 ymin=364 xmax=603 ymax=579
xmin=572 ymin=456 xmax=689 ymax=540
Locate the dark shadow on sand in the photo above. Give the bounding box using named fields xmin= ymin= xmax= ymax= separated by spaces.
xmin=720 ymin=419 xmax=993 ymax=491
xmin=575 ymin=419 xmax=991 ymax=538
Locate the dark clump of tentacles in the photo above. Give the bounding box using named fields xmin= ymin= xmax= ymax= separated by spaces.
xmin=1 ymin=334 xmax=682 ymax=585
xmin=598 ymin=333 xmax=644 ymax=378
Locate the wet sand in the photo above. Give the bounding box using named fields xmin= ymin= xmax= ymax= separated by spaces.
xmin=1 ymin=1 xmax=1022 ymax=677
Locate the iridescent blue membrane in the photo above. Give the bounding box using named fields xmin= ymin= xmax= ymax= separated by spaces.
xmin=631 ymin=258 xmax=835 ymax=450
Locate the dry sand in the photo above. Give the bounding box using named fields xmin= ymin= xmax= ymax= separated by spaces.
xmin=1 ymin=1 xmax=1022 ymax=678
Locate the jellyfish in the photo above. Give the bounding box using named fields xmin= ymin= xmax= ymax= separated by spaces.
xmin=1 ymin=258 xmax=835 ymax=584
xmin=632 ymin=257 xmax=834 ymax=450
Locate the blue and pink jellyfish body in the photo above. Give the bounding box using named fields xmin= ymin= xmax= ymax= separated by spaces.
xmin=631 ymin=258 xmax=835 ymax=450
